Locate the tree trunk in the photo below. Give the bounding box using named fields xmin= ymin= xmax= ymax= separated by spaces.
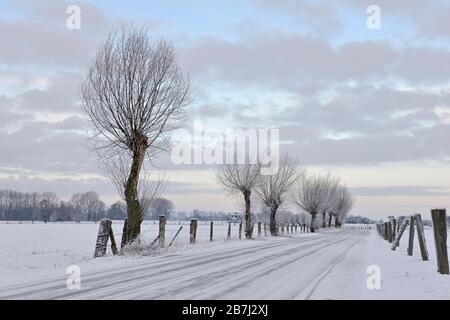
xmin=322 ymin=211 xmax=326 ymax=228
xmin=124 ymin=146 xmax=146 ymax=245
xmin=269 ymin=205 xmax=278 ymax=236
xmin=243 ymin=190 xmax=252 ymax=239
xmin=328 ymin=213 xmax=333 ymax=228
xmin=310 ymin=213 xmax=317 ymax=232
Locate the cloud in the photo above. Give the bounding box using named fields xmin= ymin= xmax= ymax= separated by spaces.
xmin=0 ymin=175 xmax=114 ymax=198
xmin=0 ymin=118 xmax=95 ymax=173
xmin=255 ymin=0 xmax=343 ymax=37
xmin=0 ymin=0 xmax=113 ymax=68
xmin=351 ymin=186 xmax=450 ymax=197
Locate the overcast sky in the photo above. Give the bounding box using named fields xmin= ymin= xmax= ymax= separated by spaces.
xmin=1 ymin=0 xmax=450 ymax=219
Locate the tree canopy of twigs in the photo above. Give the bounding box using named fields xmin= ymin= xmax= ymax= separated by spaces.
xmin=295 ymin=173 xmax=355 ymax=232
xmin=81 ymin=25 xmax=190 ymax=245
xmin=255 ymin=156 xmax=304 ymax=236
xmin=295 ymin=173 xmax=332 ymax=232
xmin=330 ymin=185 xmax=355 ymax=227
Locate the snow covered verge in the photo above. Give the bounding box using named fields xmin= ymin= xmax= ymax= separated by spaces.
xmin=0 ymin=220 xmax=298 ymax=286
xmin=1 ymin=222 xmax=449 ymax=299
xmin=311 ymin=226 xmax=450 ymax=299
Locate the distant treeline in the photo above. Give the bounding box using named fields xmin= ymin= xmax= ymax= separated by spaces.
xmin=1 ymin=189 xmax=353 ymax=225
xmin=0 ymin=189 xmax=126 ymax=222
xmin=0 ymin=189 xmax=246 ymax=222
xmin=345 ymin=215 xmax=377 ymax=224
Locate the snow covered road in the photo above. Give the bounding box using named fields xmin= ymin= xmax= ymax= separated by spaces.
xmin=0 ymin=229 xmax=369 ymax=300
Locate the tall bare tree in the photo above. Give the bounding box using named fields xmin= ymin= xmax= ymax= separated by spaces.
xmin=216 ymin=164 xmax=261 ymax=239
xmin=294 ymin=173 xmax=334 ymax=233
xmin=81 ymin=26 xmax=190 ymax=244
xmin=255 ymin=157 xmax=304 ymax=236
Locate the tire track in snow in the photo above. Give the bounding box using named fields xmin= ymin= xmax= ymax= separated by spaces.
xmin=52 ymin=232 xmax=349 ymax=299
xmin=101 ymin=233 xmax=353 ymax=300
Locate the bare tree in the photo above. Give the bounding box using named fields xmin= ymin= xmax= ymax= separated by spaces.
xmin=319 ymin=175 xmax=340 ymax=229
xmin=331 ymin=186 xmax=355 ymax=228
xmin=39 ymin=192 xmax=58 ymax=223
xmin=149 ymin=197 xmax=175 ymax=220
xmin=216 ymin=164 xmax=261 ymax=239
xmin=255 ymin=157 xmax=304 ymax=236
xmin=81 ymin=25 xmax=190 ymax=244
xmin=294 ymin=173 xmax=335 ymax=233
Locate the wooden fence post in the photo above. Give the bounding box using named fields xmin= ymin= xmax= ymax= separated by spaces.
xmin=431 ymin=209 xmax=449 ymax=274
xmin=383 ymin=222 xmax=389 ymax=241
xmin=414 ymin=214 xmax=429 ymax=261
xmin=391 ymin=219 xmax=409 ymax=250
xmin=239 ymin=221 xmax=242 ymax=239
xmin=258 ymin=221 xmax=261 ymax=236
xmin=264 ymin=222 xmax=267 ymax=236
xmin=407 ymin=215 xmax=415 ymax=256
xmin=210 ymin=221 xmax=214 ymax=242
xmin=392 ymin=219 xmax=397 ymax=242
xmin=120 ymin=219 xmax=127 ymax=250
xmin=190 ymin=219 xmax=197 ymax=244
xmin=159 ymin=215 xmax=166 ymax=248
xmin=94 ymin=218 xmax=112 ymax=258
xmin=227 ymin=220 xmax=231 ymax=240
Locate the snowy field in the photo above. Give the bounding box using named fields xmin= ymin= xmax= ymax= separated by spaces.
xmin=0 ymin=221 xmax=449 ymax=299
xmin=0 ymin=220 xmax=257 ymax=284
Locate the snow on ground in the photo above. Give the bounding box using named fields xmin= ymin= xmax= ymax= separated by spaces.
xmin=0 ymin=227 xmax=368 ymax=299
xmin=0 ymin=220 xmax=238 ymax=284
xmin=1 ymin=222 xmax=449 ymax=299
xmin=310 ymin=225 xmax=450 ymax=300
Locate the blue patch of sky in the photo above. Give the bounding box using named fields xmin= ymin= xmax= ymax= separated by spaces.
xmin=88 ymin=0 xmax=316 ymax=43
